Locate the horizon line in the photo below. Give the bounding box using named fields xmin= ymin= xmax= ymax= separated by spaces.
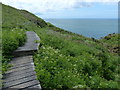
xmin=43 ymin=18 xmax=118 ymax=19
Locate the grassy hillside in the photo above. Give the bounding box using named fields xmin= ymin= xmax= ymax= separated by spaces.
xmin=100 ymin=33 xmax=119 ymax=55
xmin=2 ymin=3 xmax=47 ymax=73
xmin=2 ymin=3 xmax=119 ymax=89
xmin=2 ymin=4 xmax=47 ymax=31
xmin=34 ymin=27 xmax=119 ymax=89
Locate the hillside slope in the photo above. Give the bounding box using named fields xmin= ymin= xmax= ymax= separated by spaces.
xmin=2 ymin=3 xmax=119 ymax=89
xmin=2 ymin=4 xmax=47 ymax=31
xmin=100 ymin=33 xmax=119 ymax=55
xmin=2 ymin=3 xmax=47 ymax=74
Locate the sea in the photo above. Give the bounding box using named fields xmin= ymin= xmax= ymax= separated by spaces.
xmin=45 ymin=19 xmax=118 ymax=39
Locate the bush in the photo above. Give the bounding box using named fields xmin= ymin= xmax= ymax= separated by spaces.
xmin=34 ymin=45 xmax=118 ymax=89
xmin=2 ymin=28 xmax=26 ymax=55
xmin=2 ymin=28 xmax=26 ymax=74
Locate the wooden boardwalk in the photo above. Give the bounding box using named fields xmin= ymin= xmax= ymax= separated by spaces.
xmin=2 ymin=31 xmax=41 ymax=90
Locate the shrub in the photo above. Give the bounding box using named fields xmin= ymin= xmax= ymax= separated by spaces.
xmin=2 ymin=28 xmax=26 ymax=55
xmin=2 ymin=28 xmax=26 ymax=74
xmin=34 ymin=45 xmax=118 ymax=89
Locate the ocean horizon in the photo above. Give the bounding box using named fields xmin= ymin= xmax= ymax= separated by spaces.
xmin=45 ymin=19 xmax=118 ymax=39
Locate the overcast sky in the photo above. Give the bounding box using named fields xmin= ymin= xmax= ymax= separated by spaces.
xmin=1 ymin=0 xmax=119 ymax=19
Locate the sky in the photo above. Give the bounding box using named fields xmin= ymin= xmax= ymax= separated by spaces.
xmin=1 ymin=0 xmax=119 ymax=19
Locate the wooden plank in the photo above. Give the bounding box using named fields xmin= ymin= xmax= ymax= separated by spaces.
xmin=3 ymin=31 xmax=41 ymax=89
xmin=8 ymin=80 xmax=40 ymax=89
xmin=10 ymin=56 xmax=33 ymax=65
xmin=5 ymin=65 xmax=33 ymax=74
xmin=4 ymin=68 xmax=34 ymax=78
xmin=10 ymin=62 xmax=33 ymax=69
xmin=27 ymin=84 xmax=41 ymax=89
xmin=13 ymin=31 xmax=40 ymax=57
xmin=3 ymin=75 xmax=37 ymax=88
xmin=4 ymin=71 xmax=36 ymax=83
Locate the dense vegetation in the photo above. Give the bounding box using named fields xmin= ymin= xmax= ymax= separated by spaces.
xmin=100 ymin=33 xmax=119 ymax=55
xmin=2 ymin=4 xmax=46 ymax=74
xmin=2 ymin=28 xmax=26 ymax=73
xmin=34 ymin=27 xmax=119 ymax=89
xmin=2 ymin=3 xmax=119 ymax=89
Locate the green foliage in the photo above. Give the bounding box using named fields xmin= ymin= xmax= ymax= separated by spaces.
xmin=100 ymin=33 xmax=119 ymax=54
xmin=2 ymin=4 xmax=47 ymax=31
xmin=34 ymin=45 xmax=86 ymax=89
xmin=2 ymin=58 xmax=12 ymax=74
xmin=34 ymin=45 xmax=118 ymax=89
xmin=2 ymin=3 xmax=47 ymax=74
xmin=20 ymin=10 xmax=47 ymax=28
xmin=2 ymin=28 xmax=26 ymax=74
xmin=47 ymin=22 xmax=54 ymax=27
xmin=2 ymin=28 xmax=26 ymax=55
xmin=2 ymin=3 xmax=119 ymax=89
xmin=34 ymin=28 xmax=119 ymax=89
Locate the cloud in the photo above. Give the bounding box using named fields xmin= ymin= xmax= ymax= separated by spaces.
xmin=1 ymin=0 xmax=119 ymax=14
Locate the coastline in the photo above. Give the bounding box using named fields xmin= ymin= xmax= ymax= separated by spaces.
xmin=44 ymin=18 xmax=118 ymax=39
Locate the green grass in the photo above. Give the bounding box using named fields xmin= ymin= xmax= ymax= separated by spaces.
xmin=34 ymin=28 xmax=119 ymax=89
xmin=2 ymin=28 xmax=26 ymax=74
xmin=2 ymin=3 xmax=119 ymax=89
xmin=100 ymin=33 xmax=119 ymax=55
xmin=1 ymin=3 xmax=47 ymax=74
